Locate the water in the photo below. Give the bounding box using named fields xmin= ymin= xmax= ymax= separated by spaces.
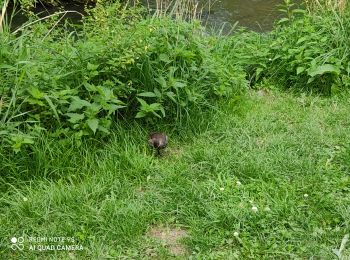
xmin=8 ymin=0 xmax=292 ymax=32
xmin=202 ymin=0 xmax=286 ymax=32
xmin=8 ymin=2 xmax=86 ymax=31
xmin=143 ymin=0 xmax=291 ymax=32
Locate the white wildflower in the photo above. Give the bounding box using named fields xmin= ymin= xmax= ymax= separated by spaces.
xmin=252 ymin=206 xmax=258 ymax=213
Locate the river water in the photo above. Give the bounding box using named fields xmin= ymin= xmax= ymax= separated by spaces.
xmin=144 ymin=0 xmax=290 ymax=32
xmin=201 ymin=0 xmax=286 ymax=31
xmin=9 ymin=0 xmax=291 ymax=32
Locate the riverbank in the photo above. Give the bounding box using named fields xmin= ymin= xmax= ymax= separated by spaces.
xmin=1 ymin=0 xmax=350 ymax=258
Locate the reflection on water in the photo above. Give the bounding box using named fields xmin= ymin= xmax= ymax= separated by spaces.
xmin=8 ymin=2 xmax=86 ymax=31
xmin=144 ymin=0 xmax=293 ymax=32
xmin=202 ymin=0 xmax=286 ymax=32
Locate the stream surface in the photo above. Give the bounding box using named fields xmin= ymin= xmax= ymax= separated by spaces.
xmin=9 ymin=0 xmax=295 ymax=32
xmin=200 ymin=0 xmax=286 ymax=31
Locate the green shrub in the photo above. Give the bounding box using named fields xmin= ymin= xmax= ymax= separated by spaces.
xmin=0 ymin=1 xmax=246 ymax=152
xmin=213 ymin=1 xmax=350 ymax=94
xmin=268 ymin=6 xmax=350 ymax=94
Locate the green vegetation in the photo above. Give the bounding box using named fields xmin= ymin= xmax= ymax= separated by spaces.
xmin=1 ymin=0 xmax=350 ymax=258
xmin=1 ymin=1 xmax=245 ymax=152
xmin=1 ymin=90 xmax=350 ymax=258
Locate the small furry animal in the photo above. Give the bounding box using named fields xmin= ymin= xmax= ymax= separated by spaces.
xmin=148 ymin=132 xmax=168 ymax=156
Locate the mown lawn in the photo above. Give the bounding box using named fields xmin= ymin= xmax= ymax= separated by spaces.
xmin=1 ymin=90 xmax=350 ymax=259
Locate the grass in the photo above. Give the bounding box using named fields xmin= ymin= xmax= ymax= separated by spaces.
xmin=1 ymin=0 xmax=350 ymax=258
xmin=1 ymin=89 xmax=349 ymax=258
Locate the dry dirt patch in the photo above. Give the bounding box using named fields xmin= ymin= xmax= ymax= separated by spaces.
xmin=147 ymin=226 xmax=188 ymax=256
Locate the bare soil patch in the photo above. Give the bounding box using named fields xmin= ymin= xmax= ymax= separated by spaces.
xmin=147 ymin=226 xmax=188 ymax=256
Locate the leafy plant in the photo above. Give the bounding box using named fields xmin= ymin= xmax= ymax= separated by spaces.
xmin=0 ymin=1 xmax=246 ymax=152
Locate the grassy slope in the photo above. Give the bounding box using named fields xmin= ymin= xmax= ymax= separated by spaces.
xmin=1 ymin=90 xmax=350 ymax=259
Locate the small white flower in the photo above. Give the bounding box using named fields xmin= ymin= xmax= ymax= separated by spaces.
xmin=233 ymin=231 xmax=239 ymax=237
xmin=219 ymin=187 xmax=225 ymax=191
xmin=251 ymin=206 xmax=258 ymax=213
xmin=11 ymin=237 xmax=17 ymax=243
xmin=304 ymin=194 xmax=309 ymax=198
xmin=23 ymin=197 xmax=28 ymax=202
xmin=236 ymin=181 xmax=242 ymax=186
xmin=269 ymin=58 xmax=272 ymax=61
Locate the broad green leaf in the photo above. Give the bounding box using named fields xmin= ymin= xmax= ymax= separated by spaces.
xmin=87 ymin=62 xmax=99 ymax=71
xmin=308 ymin=64 xmax=340 ymax=77
xmin=296 ymin=37 xmax=308 ymax=45
xmin=28 ymin=87 xmax=44 ymax=99
xmin=154 ymin=88 xmax=162 ymax=98
xmin=11 ymin=135 xmax=34 ymax=153
xmin=159 ymin=106 xmax=165 ymax=117
xmin=159 ymin=53 xmax=171 ymax=63
xmin=296 ymin=67 xmax=305 ymax=75
xmin=138 ymin=92 xmax=157 ymax=98
xmin=98 ymin=125 xmax=110 ymax=134
xmin=68 ymin=97 xmax=91 ymax=112
xmin=149 ymin=103 xmax=161 ymax=110
xmin=98 ymin=86 xmax=114 ymax=99
xmin=83 ymin=81 xmax=98 ymax=92
xmin=87 ymin=118 xmax=99 ymax=134
xmin=173 ymin=81 xmax=186 ymax=89
xmin=66 ymin=113 xmax=85 ymax=123
xmin=137 ymin=98 xmax=148 ymax=108
xmin=27 ymin=98 xmax=45 ymax=106
xmin=86 ymin=103 xmax=102 ymax=115
xmin=156 ymin=76 xmax=167 ymax=89
xmin=135 ymin=111 xmax=146 ymax=118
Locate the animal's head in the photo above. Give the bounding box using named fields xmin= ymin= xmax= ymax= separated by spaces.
xmin=148 ymin=136 xmax=160 ymax=148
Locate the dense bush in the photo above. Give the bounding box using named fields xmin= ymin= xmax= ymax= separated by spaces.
xmin=268 ymin=7 xmax=350 ymax=94
xmin=215 ymin=2 xmax=350 ymax=94
xmin=0 ymin=2 xmax=246 ymax=152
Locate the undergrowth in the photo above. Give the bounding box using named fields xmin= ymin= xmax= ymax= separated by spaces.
xmin=0 ymin=1 xmax=246 ymax=152
xmin=1 ymin=0 xmax=350 ymax=151
xmin=1 ymin=0 xmax=350 ymax=258
xmin=215 ymin=0 xmax=350 ymax=94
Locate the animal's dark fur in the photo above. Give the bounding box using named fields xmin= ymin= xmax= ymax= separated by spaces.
xmin=148 ymin=132 xmax=168 ymax=156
